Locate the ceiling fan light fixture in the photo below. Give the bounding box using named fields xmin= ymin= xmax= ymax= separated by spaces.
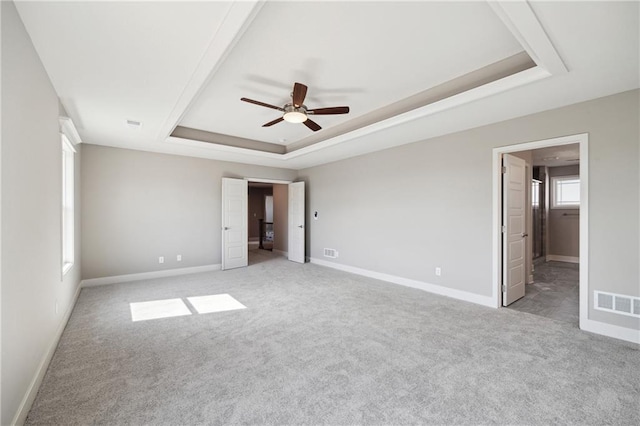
xmin=282 ymin=104 xmax=307 ymax=123
xmin=283 ymin=110 xmax=307 ymax=123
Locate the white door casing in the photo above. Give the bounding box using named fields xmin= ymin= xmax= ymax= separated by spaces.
xmin=502 ymin=154 xmax=526 ymax=306
xmin=221 ymin=178 xmax=248 ymax=270
xmin=288 ymin=181 xmax=305 ymax=263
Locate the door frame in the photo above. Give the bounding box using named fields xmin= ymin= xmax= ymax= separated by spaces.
xmin=245 ymin=177 xmax=293 ymax=256
xmin=492 ymin=133 xmax=588 ymax=329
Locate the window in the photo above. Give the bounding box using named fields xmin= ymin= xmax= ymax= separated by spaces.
xmin=62 ymin=134 xmax=75 ymax=275
xmin=551 ymin=175 xmax=580 ymax=208
xmin=532 ymin=180 xmax=541 ymax=207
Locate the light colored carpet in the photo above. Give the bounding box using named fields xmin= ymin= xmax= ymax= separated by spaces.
xmin=26 ymin=250 xmax=639 ymax=425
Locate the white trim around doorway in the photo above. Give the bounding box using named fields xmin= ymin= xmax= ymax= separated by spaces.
xmin=245 ymin=178 xmax=292 ymax=184
xmin=492 ymin=133 xmax=590 ymax=331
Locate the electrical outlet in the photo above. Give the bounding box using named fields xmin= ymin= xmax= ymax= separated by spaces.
xmin=177 ymin=254 xmax=182 ymax=262
xmin=159 ymin=256 xmax=164 ymax=264
xmin=435 ymin=267 xmax=442 ymax=276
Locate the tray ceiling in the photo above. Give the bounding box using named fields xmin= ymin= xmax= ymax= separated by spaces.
xmin=14 ymin=1 xmax=640 ymax=170
xmin=178 ymin=1 xmax=524 ymax=146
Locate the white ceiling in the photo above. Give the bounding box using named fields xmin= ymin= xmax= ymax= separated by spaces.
xmin=532 ymin=144 xmax=580 ymax=168
xmin=179 ymin=1 xmax=523 ymax=146
xmin=15 ymin=1 xmax=640 ymax=170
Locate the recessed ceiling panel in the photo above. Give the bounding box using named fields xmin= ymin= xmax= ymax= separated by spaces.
xmin=179 ymin=1 xmax=524 ymax=145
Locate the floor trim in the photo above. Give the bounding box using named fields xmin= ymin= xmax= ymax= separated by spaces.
xmin=272 ymin=249 xmax=288 ymax=257
xmin=81 ymin=264 xmax=221 ymax=287
xmin=581 ymin=318 xmax=640 ymax=344
xmin=310 ymin=258 xmax=495 ymax=308
xmin=11 ymin=284 xmax=82 ymax=425
xmin=546 ymin=255 xmax=579 ymax=263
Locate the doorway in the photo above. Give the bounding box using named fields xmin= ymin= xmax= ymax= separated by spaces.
xmin=221 ymin=177 xmax=305 ymax=270
xmin=248 ymin=183 xmax=275 ymax=252
xmin=493 ymin=134 xmax=588 ymax=329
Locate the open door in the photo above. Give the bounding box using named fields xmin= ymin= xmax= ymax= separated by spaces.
xmin=288 ymin=181 xmax=305 ymax=263
xmin=502 ymin=154 xmax=527 ymax=306
xmin=222 ymin=178 xmax=248 ymax=270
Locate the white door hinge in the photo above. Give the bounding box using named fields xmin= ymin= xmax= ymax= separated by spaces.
xmin=502 ymin=284 xmax=507 ymax=292
xmin=501 ymin=225 xmax=506 ymax=233
xmin=501 ymin=166 xmax=507 ymax=174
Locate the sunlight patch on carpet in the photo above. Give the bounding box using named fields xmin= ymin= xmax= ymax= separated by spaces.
xmin=130 ymin=298 xmax=192 ymax=322
xmin=187 ymin=294 xmax=247 ymax=314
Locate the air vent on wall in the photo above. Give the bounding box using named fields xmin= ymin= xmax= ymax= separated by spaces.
xmin=323 ymin=248 xmax=338 ymax=258
xmin=595 ymin=291 xmax=640 ymax=318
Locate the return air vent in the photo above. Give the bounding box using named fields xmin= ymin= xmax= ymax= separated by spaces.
xmin=323 ymin=248 xmax=338 ymax=258
xmin=594 ymin=291 xmax=640 ymax=318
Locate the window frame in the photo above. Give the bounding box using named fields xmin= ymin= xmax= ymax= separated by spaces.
xmin=550 ymin=174 xmax=580 ymax=209
xmin=61 ymin=134 xmax=76 ymax=275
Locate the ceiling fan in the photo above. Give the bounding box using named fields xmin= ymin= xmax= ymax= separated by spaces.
xmin=241 ymin=82 xmax=350 ymax=132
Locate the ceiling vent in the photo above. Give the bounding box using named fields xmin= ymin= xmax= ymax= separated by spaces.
xmin=126 ymin=119 xmax=142 ymax=129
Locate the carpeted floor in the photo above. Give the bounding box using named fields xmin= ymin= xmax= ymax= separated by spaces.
xmin=26 ymin=251 xmax=639 ymax=425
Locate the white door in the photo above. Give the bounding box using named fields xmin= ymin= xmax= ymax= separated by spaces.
xmin=502 ymin=154 xmax=527 ymax=306
xmin=221 ymin=178 xmax=248 ymax=270
xmin=288 ymin=181 xmax=305 ymax=263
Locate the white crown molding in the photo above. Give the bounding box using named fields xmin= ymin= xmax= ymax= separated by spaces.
xmin=157 ymin=0 xmax=266 ymax=141
xmin=166 ymin=64 xmax=551 ymax=165
xmin=59 ymin=116 xmax=82 ymax=145
xmin=488 ymin=0 xmax=568 ymax=75
xmin=159 ymin=0 xmax=571 ymax=170
xmin=281 ymin=65 xmax=551 ymax=161
xmin=162 ymin=0 xmax=568 ymax=167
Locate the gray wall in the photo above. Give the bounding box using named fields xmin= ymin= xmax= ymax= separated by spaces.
xmin=273 ymin=184 xmax=288 ymax=254
xmin=298 ymin=89 xmax=639 ymax=330
xmin=81 ymin=145 xmax=296 ymax=279
xmin=547 ymin=165 xmax=580 ymax=258
xmin=1 ymin=2 xmax=82 ymax=424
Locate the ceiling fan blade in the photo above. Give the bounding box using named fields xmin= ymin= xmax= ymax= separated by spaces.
xmin=292 ymin=82 xmax=308 ymax=107
xmin=241 ymin=97 xmax=284 ymax=111
xmin=303 ymin=118 xmax=321 ymax=132
xmin=307 ymin=106 xmax=350 ymax=115
xmin=262 ymin=117 xmax=284 ymax=127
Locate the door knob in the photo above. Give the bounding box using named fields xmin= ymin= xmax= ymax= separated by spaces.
xmin=522 ymin=232 xmax=528 ymax=237
xmin=223 ymin=227 xmax=230 ymax=230
xmin=298 ymin=225 xmax=304 ymax=228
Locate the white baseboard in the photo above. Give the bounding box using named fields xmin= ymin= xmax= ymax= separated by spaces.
xmin=272 ymin=249 xmax=288 ymax=257
xmin=581 ymin=318 xmax=640 ymax=344
xmin=81 ymin=264 xmax=221 ymax=287
xmin=546 ymin=255 xmax=579 ymax=263
xmin=11 ymin=283 xmax=82 ymax=425
xmin=309 ymin=258 xmax=495 ymax=308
